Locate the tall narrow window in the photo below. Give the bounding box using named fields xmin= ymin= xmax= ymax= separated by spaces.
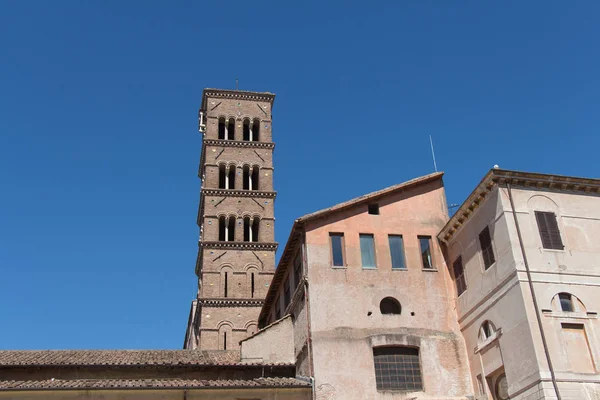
xmin=218 ymin=117 xmax=226 ymax=139
xmin=223 ymin=331 xmax=227 ymax=350
xmin=219 ymin=216 xmax=235 ymax=241
xmin=284 ymin=279 xmax=291 ymax=308
xmin=227 ymin=217 xmax=235 ymax=241
xmin=251 ymin=166 xmax=259 ymax=190
xmin=243 ymin=166 xmax=250 ymax=190
xmin=535 ymin=211 xmax=564 ymax=250
xmin=373 ymin=347 xmax=423 ymax=391
xmin=330 ymin=233 xmax=345 ymax=267
xmin=224 ymin=272 xmax=228 ymax=298
xmin=559 ymin=293 xmax=574 ymax=312
xmin=418 ymin=236 xmax=434 ymax=269
xmin=226 ymin=118 xmax=235 ymax=140
xmin=227 ymin=165 xmax=235 ymax=189
xmin=218 ymin=165 xmax=226 ymax=189
xmin=453 ymin=256 xmax=467 ymax=296
xmin=251 ymin=273 xmax=255 ymax=298
xmin=562 ymin=323 xmax=595 ymax=373
xmin=243 ymin=119 xmax=250 ymax=141
xmin=244 ymin=217 xmax=259 ymax=242
xmin=388 ymin=235 xmax=406 ymax=270
xmin=219 ymin=216 xmax=226 ymax=241
xmin=252 ymin=118 xmax=260 ymax=141
xmin=360 ymin=234 xmax=376 ymax=268
xmin=294 ymin=252 xmax=302 ymax=288
xmin=479 ymin=226 xmax=495 ymax=269
xmin=219 ymin=165 xmax=235 ymax=189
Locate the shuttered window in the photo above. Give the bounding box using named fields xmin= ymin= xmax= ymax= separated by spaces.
xmin=479 ymin=226 xmax=495 ymax=270
xmin=535 ymin=211 xmax=564 ymax=250
xmin=453 ymin=256 xmax=467 ymax=296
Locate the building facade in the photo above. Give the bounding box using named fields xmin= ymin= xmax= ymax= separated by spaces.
xmin=184 ymin=89 xmax=278 ymax=350
xmin=439 ymin=169 xmax=600 ymax=400
xmin=244 ymin=173 xmax=473 ymax=399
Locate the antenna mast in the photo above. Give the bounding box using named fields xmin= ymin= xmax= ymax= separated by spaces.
xmin=429 ymin=135 xmax=438 ymax=172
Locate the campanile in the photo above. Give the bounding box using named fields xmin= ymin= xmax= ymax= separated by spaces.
xmin=184 ymin=89 xmax=277 ymax=350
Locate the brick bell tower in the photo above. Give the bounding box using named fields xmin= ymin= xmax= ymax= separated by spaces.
xmin=184 ymin=89 xmax=277 ymax=350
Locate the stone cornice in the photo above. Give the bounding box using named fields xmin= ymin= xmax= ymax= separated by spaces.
xmin=201 ymin=189 xmax=277 ymax=198
xmin=199 ymin=241 xmax=278 ymax=251
xmin=201 ymin=89 xmax=275 ymax=111
xmin=438 ymin=169 xmax=600 ymax=244
xmin=203 ymin=139 xmax=275 ymax=150
xmin=198 ymin=298 xmax=264 ymax=307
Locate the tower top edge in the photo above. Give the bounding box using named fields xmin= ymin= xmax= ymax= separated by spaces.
xmin=200 ymin=88 xmax=276 ymax=111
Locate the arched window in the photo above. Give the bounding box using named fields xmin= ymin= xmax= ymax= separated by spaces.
xmin=219 ymin=216 xmax=235 ymax=242
xmin=218 ymin=323 xmax=233 ymax=350
xmin=558 ymin=292 xmax=574 ymax=312
xmin=252 ymin=118 xmax=260 ymax=141
xmin=227 ymin=118 xmax=235 ymax=140
xmin=243 ymin=165 xmax=259 ymax=190
xmin=380 ymin=297 xmax=401 ymax=315
xmin=218 ymin=117 xmax=226 ymax=139
xmin=243 ymin=119 xmax=251 ymax=141
xmin=218 ymin=165 xmax=236 ymax=189
xmin=478 ymin=320 xmax=496 ymax=342
xmin=243 ymin=216 xmax=260 ymax=242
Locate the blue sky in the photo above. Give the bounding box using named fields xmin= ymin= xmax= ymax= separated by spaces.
xmin=1 ymin=1 xmax=598 ymax=349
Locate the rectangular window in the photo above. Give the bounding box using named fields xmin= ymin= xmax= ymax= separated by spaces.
xmin=284 ymin=279 xmax=291 ymax=308
xmin=453 ymin=256 xmax=467 ymax=296
xmin=479 ymin=226 xmax=495 ymax=270
xmin=360 ymin=234 xmax=376 ymax=268
xmin=388 ymin=235 xmax=406 ymax=270
xmin=559 ymin=293 xmax=574 ymax=312
xmin=294 ymin=251 xmax=302 ymax=288
xmin=373 ymin=347 xmax=423 ymax=392
xmin=418 ymin=236 xmax=434 ymax=269
xmin=535 ymin=211 xmax=564 ymax=250
xmin=330 ymin=233 xmax=345 ymax=267
xmin=368 ymin=203 xmax=380 ymax=215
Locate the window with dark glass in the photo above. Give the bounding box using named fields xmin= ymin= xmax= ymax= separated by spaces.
xmin=535 ymin=211 xmax=564 ymax=250
xmin=453 ymin=256 xmax=467 ymax=296
xmin=360 ymin=234 xmax=376 ymax=268
xmin=330 ymin=233 xmax=345 ymax=267
xmin=368 ymin=203 xmax=380 ymax=215
xmin=479 ymin=226 xmax=495 ymax=269
xmin=388 ymin=235 xmax=406 ymax=270
xmin=559 ymin=293 xmax=574 ymax=312
xmin=418 ymin=236 xmax=434 ymax=269
xmin=373 ymin=347 xmax=423 ymax=392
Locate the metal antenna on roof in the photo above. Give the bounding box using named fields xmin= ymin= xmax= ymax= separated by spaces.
xmin=429 ymin=135 xmax=438 ymax=172
xmin=235 ymin=78 xmax=239 ymax=90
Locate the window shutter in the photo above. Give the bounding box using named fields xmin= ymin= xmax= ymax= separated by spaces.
xmin=535 ymin=211 xmax=564 ymax=250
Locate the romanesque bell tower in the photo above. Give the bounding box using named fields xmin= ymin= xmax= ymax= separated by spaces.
xmin=184 ymin=89 xmax=277 ymax=350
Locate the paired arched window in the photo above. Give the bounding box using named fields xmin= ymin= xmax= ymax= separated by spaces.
xmin=478 ymin=320 xmax=496 ymax=342
xmin=243 ymin=216 xmax=260 ymax=242
xmin=243 ymin=165 xmax=259 ymax=190
xmin=218 ymin=216 xmax=235 ymax=242
xmin=380 ymin=297 xmax=401 ymax=315
xmin=218 ymin=117 xmax=236 ymax=140
xmin=219 ymin=164 xmax=236 ymax=189
xmin=242 ymin=118 xmax=260 ymax=141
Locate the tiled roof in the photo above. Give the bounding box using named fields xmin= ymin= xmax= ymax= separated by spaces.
xmin=0 ymin=377 xmax=310 ymax=390
xmin=0 ymin=350 xmax=292 ymax=367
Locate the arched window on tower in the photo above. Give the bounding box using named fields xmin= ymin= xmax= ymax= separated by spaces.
xmin=227 ymin=118 xmax=235 ymax=140
xmin=244 ymin=216 xmax=260 ymax=242
xmin=243 ymin=119 xmax=251 ymax=141
xmin=218 ymin=117 xmax=226 ymax=139
xmin=243 ymin=165 xmax=259 ymax=190
xmin=219 ymin=216 xmax=235 ymax=242
xmin=219 ymin=165 xmax=236 ymax=189
xmin=252 ymin=118 xmax=260 ymax=141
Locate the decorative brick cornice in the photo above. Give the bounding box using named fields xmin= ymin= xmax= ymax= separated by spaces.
xmin=201 ymin=89 xmax=275 ymax=111
xmin=201 ymin=189 xmax=277 ymax=198
xmin=200 ymin=241 xmax=278 ymax=251
xmin=203 ymin=139 xmax=275 ymax=150
xmin=198 ymin=298 xmax=264 ymax=307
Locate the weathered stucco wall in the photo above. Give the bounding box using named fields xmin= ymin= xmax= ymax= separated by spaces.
xmin=304 ymin=178 xmax=473 ymax=399
xmin=240 ymin=315 xmax=295 ymax=364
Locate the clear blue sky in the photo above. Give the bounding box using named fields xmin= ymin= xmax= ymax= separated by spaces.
xmin=1 ymin=1 xmax=598 ymax=349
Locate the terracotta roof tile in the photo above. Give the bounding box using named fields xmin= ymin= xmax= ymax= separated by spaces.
xmin=0 ymin=350 xmax=292 ymax=367
xmin=0 ymin=377 xmax=310 ymax=390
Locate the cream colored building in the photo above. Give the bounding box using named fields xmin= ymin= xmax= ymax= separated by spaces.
xmin=439 ymin=169 xmax=600 ymax=400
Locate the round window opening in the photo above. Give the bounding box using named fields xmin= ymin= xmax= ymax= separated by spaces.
xmin=495 ymin=374 xmax=509 ymax=400
xmin=380 ymin=297 xmax=401 ymax=315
